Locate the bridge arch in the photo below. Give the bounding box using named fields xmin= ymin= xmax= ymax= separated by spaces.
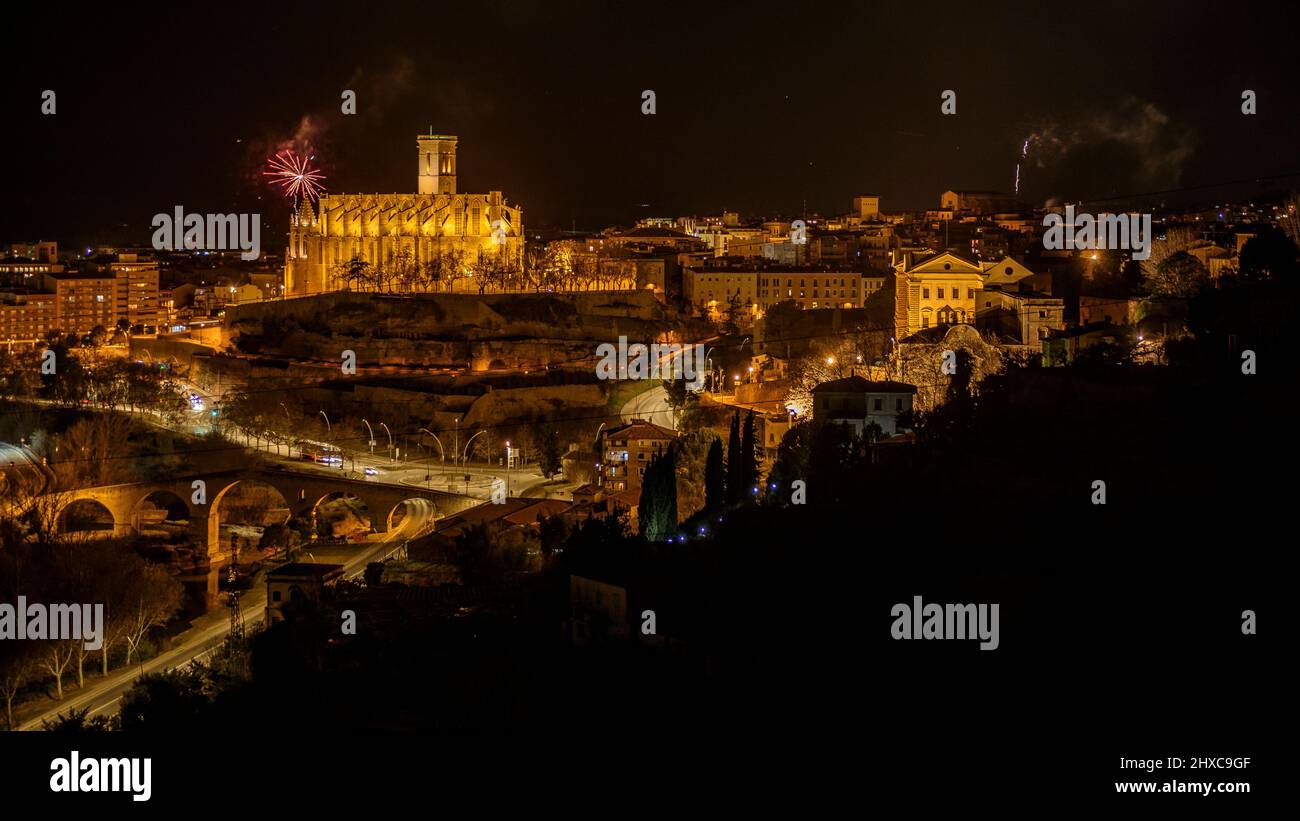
xmin=380 ymin=497 xmax=442 ymax=535
xmin=57 ymin=497 xmax=117 ymax=538
xmin=131 ymin=488 xmax=195 ymax=533
xmin=307 ymin=490 xmax=376 ymax=539
xmin=206 ymin=477 xmax=294 ymax=560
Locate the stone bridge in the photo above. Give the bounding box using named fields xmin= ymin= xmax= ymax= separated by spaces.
xmin=52 ymin=466 xmax=478 ymax=567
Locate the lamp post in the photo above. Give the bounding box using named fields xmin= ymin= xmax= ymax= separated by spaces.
xmin=594 ymin=422 xmax=607 ymax=486
xmin=461 ymin=430 xmax=486 ymax=466
xmin=361 ymin=419 xmax=375 ymax=454
xmin=278 ymin=403 xmax=293 ymax=456
xmin=418 ymin=428 xmax=445 ymax=488
xmin=379 ymin=422 xmax=393 ymax=463
xmin=461 ymin=430 xmax=486 ymax=497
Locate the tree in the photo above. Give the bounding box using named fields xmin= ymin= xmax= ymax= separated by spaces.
xmin=808 ymin=421 xmax=865 ymax=507
xmin=41 ymin=706 xmax=117 ymax=731
xmin=1145 ymin=250 xmax=1209 ymax=297
xmin=638 ymin=448 xmax=678 ymax=541
xmin=1238 ymin=227 xmax=1299 ymax=281
xmin=116 ymin=668 xmax=212 ymax=732
xmin=0 ymin=639 xmax=41 ymax=729
xmin=704 ymin=437 xmax=725 ymax=511
xmin=739 ymin=410 xmax=759 ymax=500
xmin=49 ymin=413 xmax=140 ymax=489
xmin=759 ymin=300 xmax=804 ymax=353
xmin=41 ymin=639 xmax=78 ymax=701
xmin=786 ymin=336 xmax=869 ymax=417
xmin=539 ymin=428 xmax=563 ymax=479
xmin=768 ymin=421 xmax=812 ymax=499
xmin=122 ymin=564 xmax=184 ymax=665
xmin=725 ymin=411 xmax=741 ymax=504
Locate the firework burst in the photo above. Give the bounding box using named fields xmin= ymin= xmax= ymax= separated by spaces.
xmin=263 ymin=150 xmax=326 ymax=202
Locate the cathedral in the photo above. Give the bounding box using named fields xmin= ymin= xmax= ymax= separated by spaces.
xmin=284 ymin=133 xmax=525 ymax=296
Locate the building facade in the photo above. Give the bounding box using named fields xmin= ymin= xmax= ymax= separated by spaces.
xmin=599 ymin=419 xmax=679 ymax=493
xmin=685 ymin=265 xmax=884 ymax=319
xmin=893 ymin=252 xmax=986 ymax=338
xmin=811 ymin=375 xmax=916 ymax=437
xmin=285 ymin=133 xmax=525 ymax=296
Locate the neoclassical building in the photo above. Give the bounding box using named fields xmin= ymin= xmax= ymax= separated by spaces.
xmin=893 ymin=251 xmax=1039 ymax=340
xmin=285 ymin=133 xmax=525 ymax=296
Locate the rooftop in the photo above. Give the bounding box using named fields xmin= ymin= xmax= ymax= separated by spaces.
xmin=604 ymin=419 xmax=679 ymax=441
xmin=812 ymin=375 xmax=917 ymax=394
xmin=266 ymin=562 xmax=345 ymax=580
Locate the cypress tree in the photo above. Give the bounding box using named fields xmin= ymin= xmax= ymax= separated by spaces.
xmin=704 ymin=436 xmax=725 ymax=511
xmin=725 ymin=410 xmax=741 ymax=504
xmin=660 ymin=445 xmax=678 ymax=538
xmin=639 ymin=447 xmax=678 ymax=541
xmin=638 ymin=455 xmax=658 ymax=538
xmin=740 ymin=409 xmax=758 ymax=500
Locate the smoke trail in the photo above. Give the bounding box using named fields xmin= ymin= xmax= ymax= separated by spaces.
xmin=1016 ymin=98 xmax=1196 ymax=203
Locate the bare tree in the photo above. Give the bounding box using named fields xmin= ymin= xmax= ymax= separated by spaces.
xmin=1139 ymin=226 xmax=1200 ymax=288
xmin=41 ymin=639 xmax=78 ymax=701
xmin=122 ymin=564 xmax=183 ymax=666
xmin=0 ymin=640 xmax=40 ymax=729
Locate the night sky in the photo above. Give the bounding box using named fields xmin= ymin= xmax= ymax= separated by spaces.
xmin=7 ymin=0 xmax=1300 ymax=246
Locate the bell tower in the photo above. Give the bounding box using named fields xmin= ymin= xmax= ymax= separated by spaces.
xmin=417 ymin=133 xmax=458 ymax=196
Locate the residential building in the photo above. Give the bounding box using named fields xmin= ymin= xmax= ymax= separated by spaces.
xmin=265 ymin=563 xmax=344 ymax=623
xmin=756 ymin=268 xmax=882 ymax=311
xmin=683 ymin=266 xmax=760 ymax=319
xmin=977 ymin=288 xmax=1066 ymax=343
xmin=811 ymin=375 xmax=917 ymax=437
xmin=0 ymin=255 xmax=63 ymax=288
xmin=106 ymin=254 xmax=160 ymax=330
xmin=6 ymin=241 xmax=57 ymax=263
xmin=0 ymin=292 xmax=57 ymax=343
xmin=43 ymin=271 xmax=116 ymax=335
xmin=599 ymin=419 xmax=679 ymax=493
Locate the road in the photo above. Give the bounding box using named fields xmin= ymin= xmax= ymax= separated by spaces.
xmin=621 ymin=384 xmax=676 ymax=430
xmin=16 ymin=498 xmax=438 ymax=731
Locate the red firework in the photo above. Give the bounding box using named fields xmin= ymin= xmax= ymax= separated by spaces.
xmin=263 ymin=150 xmax=326 ymax=201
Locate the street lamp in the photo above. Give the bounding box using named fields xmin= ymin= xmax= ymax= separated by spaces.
xmin=318 ymin=410 xmax=331 ymax=434
xmin=361 ymin=419 xmax=375 ymax=454
xmin=379 ymin=422 xmax=393 ymax=463
xmin=462 ymin=430 xmax=486 ymax=466
xmin=419 ymin=428 xmax=445 ymax=489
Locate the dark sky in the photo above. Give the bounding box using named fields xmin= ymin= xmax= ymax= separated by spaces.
xmin=6 ymin=0 xmax=1300 ymax=246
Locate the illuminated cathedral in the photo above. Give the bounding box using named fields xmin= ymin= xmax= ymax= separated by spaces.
xmin=284 ymin=133 xmax=525 ymax=295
